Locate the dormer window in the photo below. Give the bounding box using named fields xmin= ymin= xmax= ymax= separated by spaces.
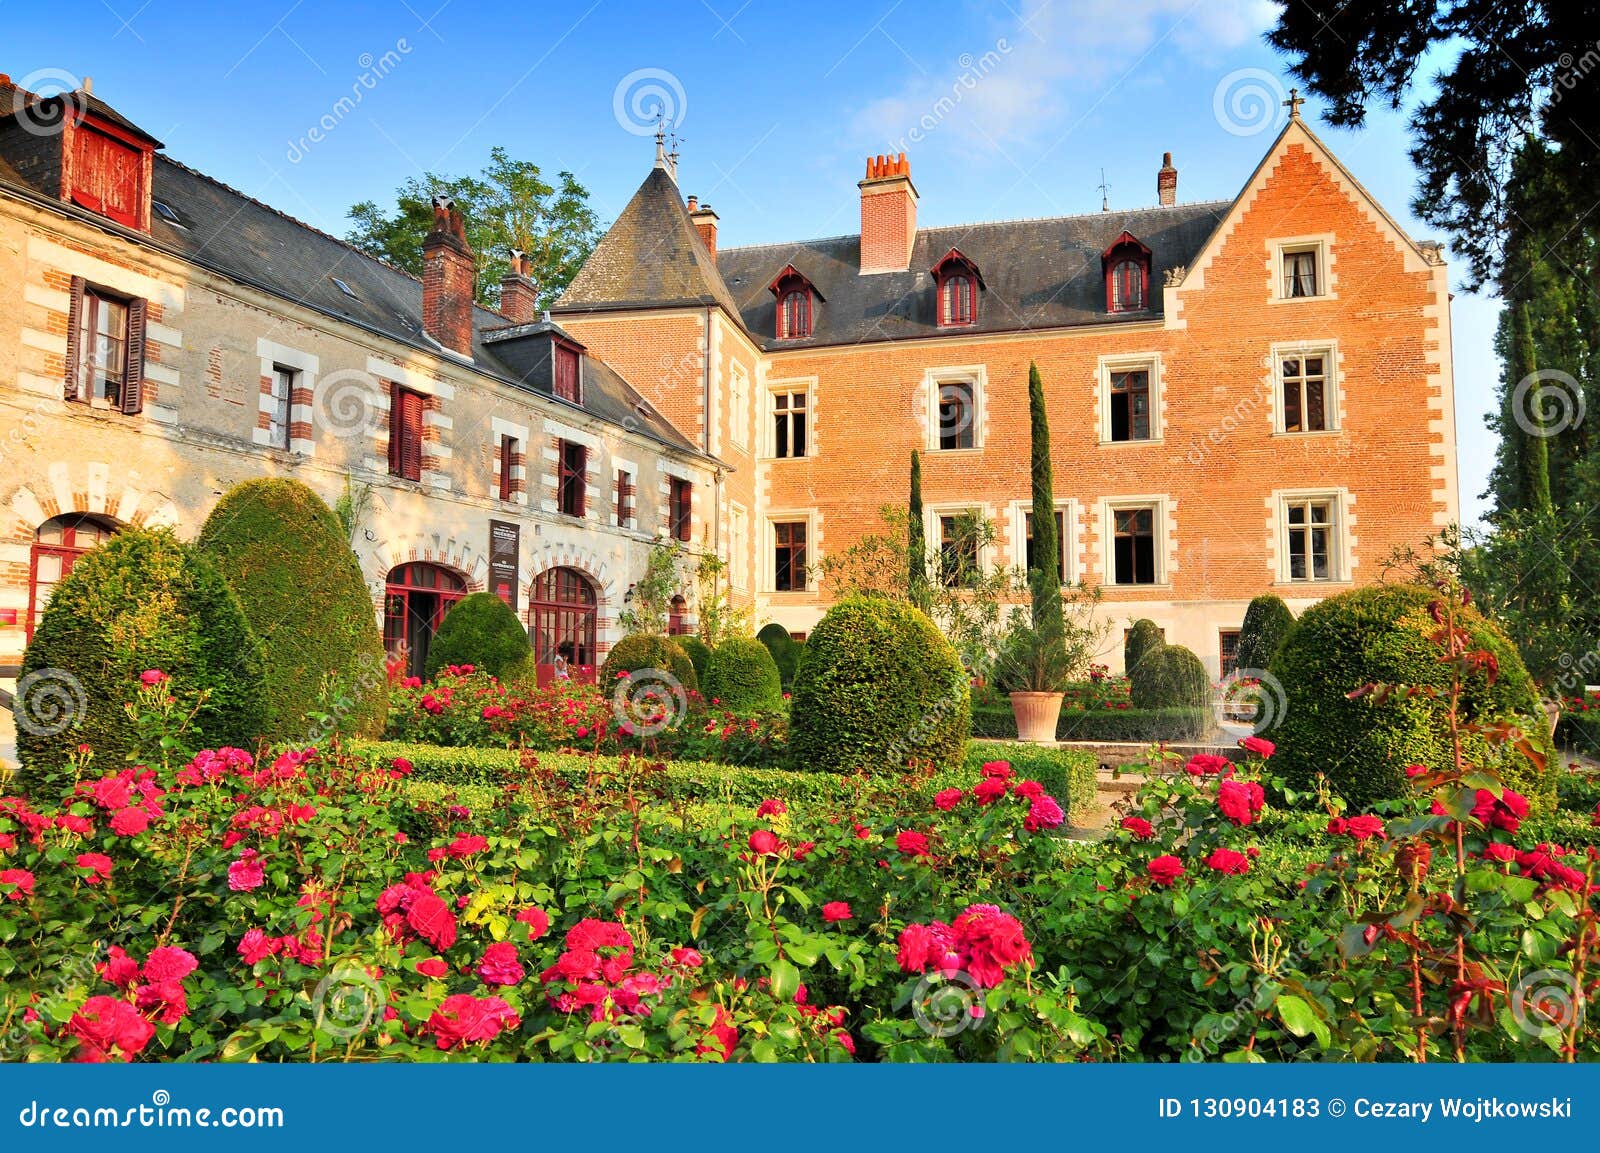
xmin=554 ymin=340 xmax=582 ymax=404
xmin=931 ymin=249 xmax=984 ymax=327
xmin=1102 ymin=231 xmax=1152 ymax=314
xmin=769 ymin=265 xmax=822 ymax=340
xmin=66 ymin=118 xmax=152 ymax=231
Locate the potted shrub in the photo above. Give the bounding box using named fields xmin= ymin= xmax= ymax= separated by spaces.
xmin=993 ymin=621 xmax=1078 ymax=742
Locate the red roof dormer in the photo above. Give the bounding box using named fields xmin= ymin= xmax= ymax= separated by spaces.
xmin=1101 ymin=230 xmax=1151 ymax=313
xmin=769 ymin=264 xmax=823 ymax=340
xmin=931 ymin=248 xmax=984 ymax=327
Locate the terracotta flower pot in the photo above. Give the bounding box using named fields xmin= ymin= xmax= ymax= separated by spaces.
xmin=1010 ymin=691 xmax=1065 ymax=743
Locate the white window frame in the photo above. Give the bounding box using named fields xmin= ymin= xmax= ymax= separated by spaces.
xmin=924 ymin=502 xmax=993 ymax=587
xmin=1270 ymin=340 xmax=1342 ymax=434
xmin=766 ymin=379 xmax=812 ymax=460
xmin=764 ymin=511 xmax=816 ymax=594
xmin=728 ymin=501 xmax=749 ymax=590
xmin=1273 ymin=487 xmax=1352 ymax=585
xmin=730 ymin=364 xmax=750 ymax=451
xmin=924 ymin=365 xmax=986 ymax=453
xmin=255 ymin=338 xmax=318 ymax=456
xmin=1097 ymin=353 xmax=1163 ymax=445
xmin=1270 ymin=235 xmax=1335 ymax=302
xmin=1098 ymin=496 xmax=1171 ymax=588
xmin=1008 ymin=498 xmax=1077 ymax=586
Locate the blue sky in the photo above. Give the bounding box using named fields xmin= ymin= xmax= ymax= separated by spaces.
xmin=7 ymin=0 xmax=1499 ymax=524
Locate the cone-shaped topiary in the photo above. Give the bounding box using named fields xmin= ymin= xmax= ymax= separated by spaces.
xmin=702 ymin=635 xmax=784 ymax=713
xmin=677 ymin=635 xmax=713 ymax=683
xmin=17 ymin=527 xmax=267 ymax=787
xmin=757 ymin=622 xmax=800 ymax=688
xmin=1268 ymin=583 xmax=1555 ymax=810
xmin=1130 ymin=643 xmax=1210 ymax=709
xmin=424 ymin=591 xmax=534 ymax=682
xmin=789 ymin=595 xmax=969 ymax=774
xmin=598 ymin=633 xmax=699 ymax=696
xmin=1235 ymin=593 xmax=1296 ymax=674
xmin=196 ymin=477 xmax=385 ymax=741
xmin=1124 ymin=618 xmax=1164 ymax=677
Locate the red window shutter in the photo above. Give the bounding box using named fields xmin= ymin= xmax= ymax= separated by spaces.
xmin=120 ymin=297 xmax=146 ymax=414
xmin=402 ymin=392 xmax=424 ymax=481
xmin=575 ymin=445 xmax=588 ymax=517
xmin=498 ymin=436 xmax=514 ymax=501
xmin=387 ymin=382 xmax=402 ymax=474
xmin=63 ymin=275 xmax=85 ymax=400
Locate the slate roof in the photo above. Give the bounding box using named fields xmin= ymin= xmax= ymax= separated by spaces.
xmin=0 ymin=84 xmax=705 ymax=459
xmin=554 ymin=164 xmax=743 ymax=318
xmin=715 ymin=202 xmax=1230 ymax=349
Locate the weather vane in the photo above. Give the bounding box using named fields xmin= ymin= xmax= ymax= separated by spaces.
xmin=1098 ymin=169 xmax=1111 ymax=213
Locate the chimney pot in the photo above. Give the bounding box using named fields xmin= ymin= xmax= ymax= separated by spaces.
xmin=423 ymin=196 xmax=476 ymax=354
xmin=1157 ymin=151 xmax=1178 ymax=207
xmin=858 ymin=152 xmax=917 ymax=273
xmin=500 ymin=247 xmax=539 ymax=324
xmin=688 ymin=197 xmax=720 ymax=265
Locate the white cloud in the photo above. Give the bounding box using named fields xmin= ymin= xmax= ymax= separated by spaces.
xmin=850 ymin=0 xmax=1277 ymax=153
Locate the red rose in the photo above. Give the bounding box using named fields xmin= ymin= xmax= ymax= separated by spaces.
xmin=1120 ymin=816 xmax=1155 ymax=840
xmin=755 ymin=798 xmax=787 ymax=818
xmin=446 ymin=834 xmax=489 ymax=858
xmin=1404 ymin=763 xmax=1428 ymax=778
xmin=1146 ymin=855 xmax=1185 ymax=886
xmin=109 ymin=808 xmax=149 ymax=837
xmin=980 ymin=760 xmax=1013 ymax=780
xmin=1216 ymin=780 xmax=1257 ymax=827
xmin=821 ymin=901 xmax=853 ymax=923
xmin=407 ymin=892 xmax=459 ymax=952
xmin=1012 ymin=779 xmax=1046 ymax=800
xmin=138 ymin=669 xmax=168 ymax=687
xmin=416 ymin=957 xmax=449 ymax=978
xmin=75 ymin=852 xmax=113 ymax=885
xmin=747 ymin=829 xmax=782 ymax=856
xmin=424 ymin=993 xmax=519 ymax=1051
xmin=1326 ymin=817 xmax=1348 ymax=835
xmin=0 ymin=868 xmax=36 ymax=900
xmin=1345 ymin=815 xmax=1386 ymax=842
xmin=476 ymin=941 xmax=525 ymax=987
xmin=1238 ymin=736 xmax=1275 ymax=759
xmin=895 ymin=829 xmax=932 ymax=857
xmin=515 ymin=907 xmax=551 ymax=940
xmin=896 ymin=922 xmax=936 ymax=973
xmin=972 ymin=777 xmax=1008 ymax=806
xmin=1205 ymin=848 xmax=1251 ymax=875
xmin=141 ymin=946 xmax=198 ymax=983
xmin=1024 ymin=795 xmax=1065 ymax=832
xmin=98 ymin=946 xmax=140 ymax=988
xmin=66 ymin=996 xmax=155 ymax=1062
xmin=227 ymin=849 xmax=265 ymax=892
xmin=238 ymin=928 xmax=280 ymax=965
xmin=1482 ymin=842 xmax=1516 ymax=863
xmin=933 ymin=787 xmax=964 ymax=811
xmin=1184 ymin=753 xmax=1232 ymax=777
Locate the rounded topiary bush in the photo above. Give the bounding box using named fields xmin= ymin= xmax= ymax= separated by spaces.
xmin=789 ymin=595 xmax=969 ymax=775
xmin=1235 ymin=593 xmax=1296 ymax=673
xmin=1269 ymin=583 xmax=1555 ymax=810
xmin=598 ymin=633 xmax=699 ymax=696
xmin=1130 ymin=643 xmax=1210 ymax=709
xmin=196 ymin=477 xmax=385 ymax=741
xmin=17 ymin=527 xmax=267 ymax=786
xmin=757 ymin=623 xmax=800 ymax=688
xmin=424 ymin=592 xmax=533 ymax=681
xmin=702 ymin=636 xmax=784 ymax=713
xmin=677 ymin=635 xmax=713 ymax=683
xmin=1124 ymin=618 xmax=1164 ymax=677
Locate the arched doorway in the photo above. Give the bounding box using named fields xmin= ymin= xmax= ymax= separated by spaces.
xmin=384 ymin=562 xmax=467 ymax=678
xmin=667 ymin=594 xmax=689 ymax=637
xmin=527 ymin=567 xmax=598 ymax=686
xmin=29 ymin=513 xmax=118 ymax=640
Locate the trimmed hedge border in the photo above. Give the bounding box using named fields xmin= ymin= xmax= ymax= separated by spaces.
xmin=355 ymin=738 xmax=1099 ymax=819
xmin=971 ymin=704 xmax=1212 ymax=743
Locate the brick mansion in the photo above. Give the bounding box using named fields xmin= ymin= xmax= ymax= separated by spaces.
xmin=0 ymin=71 xmax=1458 ymax=697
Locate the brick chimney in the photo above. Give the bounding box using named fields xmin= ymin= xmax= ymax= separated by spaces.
xmin=1157 ymin=152 xmax=1177 ymax=207
xmin=858 ymin=153 xmax=917 ymax=274
xmin=687 ymin=196 xmax=719 ymax=264
xmin=500 ymin=248 xmax=540 ymax=324
xmin=422 ymin=195 xmax=475 ymax=356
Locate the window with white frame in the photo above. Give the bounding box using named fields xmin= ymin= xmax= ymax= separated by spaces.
xmin=1103 ymin=500 xmax=1166 ymax=586
xmin=1273 ymin=238 xmax=1329 ymax=300
xmin=926 ymin=368 xmax=984 ymax=452
xmin=1281 ymin=494 xmax=1341 ymax=582
xmin=1011 ymin=499 xmax=1074 ymax=586
xmin=268 ymin=365 xmax=295 ymax=449
xmin=770 ymin=385 xmax=808 ymax=459
xmin=730 ymin=365 xmax=749 ymax=450
xmin=1275 ymin=345 xmax=1336 ymax=433
xmin=1099 ymin=355 xmax=1161 ymax=443
xmin=771 ymin=518 xmax=808 ymax=592
xmin=935 ymin=510 xmax=984 ymax=588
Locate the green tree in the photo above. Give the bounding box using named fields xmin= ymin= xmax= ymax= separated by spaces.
xmin=346 ymin=146 xmax=601 ymax=309
xmin=908 ymin=450 xmax=930 ymax=612
xmin=620 ymin=542 xmax=683 ymax=635
xmin=1235 ymin=594 xmax=1296 ymax=674
xmin=1025 ymin=361 xmax=1063 ymax=644
xmin=1510 ymin=303 xmax=1554 ymax=517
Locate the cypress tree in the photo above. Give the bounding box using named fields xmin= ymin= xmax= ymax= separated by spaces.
xmin=1513 ymin=302 xmax=1554 ymax=516
xmin=908 ymin=450 xmax=931 ymax=611
xmin=1026 ymin=362 xmax=1064 ymax=642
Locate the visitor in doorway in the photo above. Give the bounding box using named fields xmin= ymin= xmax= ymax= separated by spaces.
xmin=553 ymin=641 xmax=574 ymax=681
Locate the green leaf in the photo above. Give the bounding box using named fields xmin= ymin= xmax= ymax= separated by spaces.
xmin=1276 ymin=994 xmax=1329 ymax=1047
xmin=769 ymin=958 xmax=801 ymax=1003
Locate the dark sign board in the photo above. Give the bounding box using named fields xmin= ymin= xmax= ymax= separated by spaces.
xmin=488 ymin=519 xmax=520 ymax=610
